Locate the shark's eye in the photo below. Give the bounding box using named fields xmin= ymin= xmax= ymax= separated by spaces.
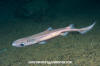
xmin=20 ymin=43 xmax=25 ymax=47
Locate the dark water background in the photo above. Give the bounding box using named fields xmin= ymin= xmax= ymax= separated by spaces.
xmin=0 ymin=0 xmax=100 ymax=21
xmin=0 ymin=0 xmax=100 ymax=66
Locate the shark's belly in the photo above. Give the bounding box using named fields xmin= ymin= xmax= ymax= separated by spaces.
xmin=38 ymin=32 xmax=61 ymax=41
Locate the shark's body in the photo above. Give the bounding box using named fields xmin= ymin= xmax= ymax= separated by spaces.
xmin=12 ymin=22 xmax=95 ymax=47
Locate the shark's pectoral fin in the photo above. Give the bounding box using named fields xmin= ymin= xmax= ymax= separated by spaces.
xmin=60 ymin=32 xmax=69 ymax=36
xmin=39 ymin=41 xmax=46 ymax=44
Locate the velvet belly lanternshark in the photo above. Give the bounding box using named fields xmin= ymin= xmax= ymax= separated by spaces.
xmin=12 ymin=22 xmax=96 ymax=47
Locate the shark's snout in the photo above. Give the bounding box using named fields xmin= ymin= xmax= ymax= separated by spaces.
xmin=12 ymin=42 xmax=16 ymax=47
xmin=12 ymin=41 xmax=20 ymax=47
xmin=12 ymin=41 xmax=26 ymax=47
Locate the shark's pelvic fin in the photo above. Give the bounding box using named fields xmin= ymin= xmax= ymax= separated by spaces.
xmin=39 ymin=41 xmax=46 ymax=44
xmin=60 ymin=32 xmax=69 ymax=36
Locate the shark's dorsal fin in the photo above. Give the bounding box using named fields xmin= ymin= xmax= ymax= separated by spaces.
xmin=66 ymin=24 xmax=74 ymax=29
xmin=46 ymin=27 xmax=53 ymax=31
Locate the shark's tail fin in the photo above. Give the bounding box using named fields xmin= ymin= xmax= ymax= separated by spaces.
xmin=78 ymin=22 xmax=96 ymax=34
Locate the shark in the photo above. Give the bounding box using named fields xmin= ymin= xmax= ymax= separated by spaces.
xmin=12 ymin=22 xmax=96 ymax=47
